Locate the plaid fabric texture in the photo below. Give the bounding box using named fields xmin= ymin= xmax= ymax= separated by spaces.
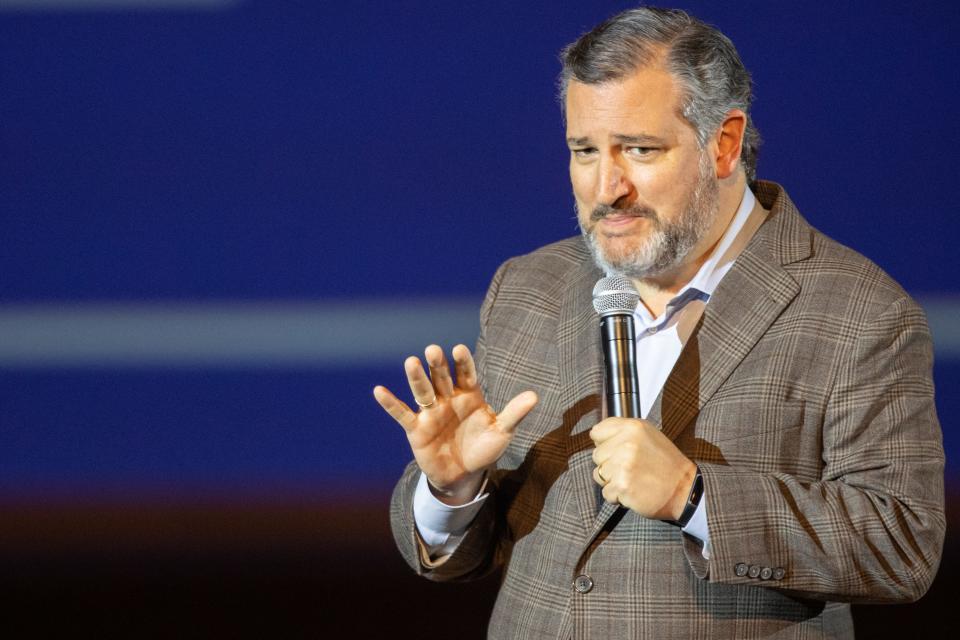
xmin=390 ymin=181 xmax=945 ymax=639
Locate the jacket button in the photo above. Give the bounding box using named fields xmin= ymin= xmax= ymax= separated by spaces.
xmin=573 ymin=574 xmax=594 ymax=593
xmin=734 ymin=563 xmax=748 ymax=577
xmin=760 ymin=567 xmax=773 ymax=580
xmin=748 ymin=565 xmax=761 ymax=578
xmin=773 ymin=567 xmax=786 ymax=580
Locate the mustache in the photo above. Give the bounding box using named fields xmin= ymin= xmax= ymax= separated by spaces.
xmin=589 ymin=203 xmax=658 ymax=223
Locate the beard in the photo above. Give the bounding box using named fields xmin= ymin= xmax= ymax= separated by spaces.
xmin=579 ymin=152 xmax=719 ymax=280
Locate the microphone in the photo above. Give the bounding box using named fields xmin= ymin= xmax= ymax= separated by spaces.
xmin=592 ymin=276 xmax=641 ymax=418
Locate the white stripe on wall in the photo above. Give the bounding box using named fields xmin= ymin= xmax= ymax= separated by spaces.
xmin=919 ymin=296 xmax=960 ymax=360
xmin=0 ymin=296 xmax=956 ymax=368
xmin=0 ymin=300 xmax=480 ymax=368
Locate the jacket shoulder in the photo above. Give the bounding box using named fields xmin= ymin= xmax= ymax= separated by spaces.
xmin=795 ymin=226 xmax=919 ymax=322
xmin=505 ymin=236 xmax=590 ymax=279
xmin=756 ymin=181 xmax=917 ymax=315
xmin=485 ymin=237 xmax=591 ymax=311
xmin=477 ymin=237 xmax=597 ymax=343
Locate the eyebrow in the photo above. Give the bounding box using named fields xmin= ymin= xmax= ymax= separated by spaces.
xmin=613 ymin=134 xmax=667 ymax=145
xmin=566 ymin=133 xmax=667 ymax=146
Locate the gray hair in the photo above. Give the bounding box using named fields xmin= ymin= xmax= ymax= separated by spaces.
xmin=559 ymin=6 xmax=761 ymax=183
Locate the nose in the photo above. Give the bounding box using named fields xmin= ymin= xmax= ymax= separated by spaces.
xmin=597 ymin=155 xmax=631 ymax=206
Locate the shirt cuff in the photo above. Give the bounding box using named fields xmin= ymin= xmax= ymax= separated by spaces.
xmin=680 ymin=489 xmax=711 ymax=560
xmin=413 ymin=471 xmax=489 ymax=553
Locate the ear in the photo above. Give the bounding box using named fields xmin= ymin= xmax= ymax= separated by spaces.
xmin=713 ymin=109 xmax=747 ymax=180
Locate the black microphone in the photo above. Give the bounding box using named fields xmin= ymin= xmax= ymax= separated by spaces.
xmin=592 ymin=276 xmax=641 ymax=418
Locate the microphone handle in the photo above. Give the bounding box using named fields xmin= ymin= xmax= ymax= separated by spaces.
xmin=600 ymin=313 xmax=641 ymax=418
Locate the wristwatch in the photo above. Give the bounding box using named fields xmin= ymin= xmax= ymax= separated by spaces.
xmin=669 ymin=465 xmax=703 ymax=528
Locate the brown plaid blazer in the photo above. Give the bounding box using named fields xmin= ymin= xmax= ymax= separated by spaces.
xmin=390 ymin=181 xmax=945 ymax=639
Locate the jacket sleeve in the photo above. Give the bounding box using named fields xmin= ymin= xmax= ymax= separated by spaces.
xmin=682 ymin=295 xmax=945 ymax=603
xmin=387 ymin=259 xmax=516 ymax=581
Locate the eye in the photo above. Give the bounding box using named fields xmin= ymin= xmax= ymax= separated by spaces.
xmin=572 ymin=147 xmax=597 ymax=158
xmin=625 ymin=146 xmax=657 ymax=157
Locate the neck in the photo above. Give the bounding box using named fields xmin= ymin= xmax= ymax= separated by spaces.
xmin=631 ymin=171 xmax=747 ymax=317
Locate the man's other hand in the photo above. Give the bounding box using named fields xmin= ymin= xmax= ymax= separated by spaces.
xmin=374 ymin=344 xmax=538 ymax=506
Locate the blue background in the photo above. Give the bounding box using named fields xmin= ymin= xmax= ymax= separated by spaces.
xmin=1 ymin=0 xmax=958 ymax=500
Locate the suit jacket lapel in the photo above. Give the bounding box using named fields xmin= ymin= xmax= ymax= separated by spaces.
xmin=556 ymin=251 xmax=606 ymax=532
xmin=659 ymin=183 xmax=811 ymax=441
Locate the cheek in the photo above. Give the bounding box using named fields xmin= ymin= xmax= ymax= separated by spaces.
xmin=628 ymin=158 xmax=695 ymax=210
xmin=626 ymin=165 xmax=669 ymax=199
xmin=569 ymin=163 xmax=595 ymax=204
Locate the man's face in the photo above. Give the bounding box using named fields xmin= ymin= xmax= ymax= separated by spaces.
xmin=566 ymin=65 xmax=719 ymax=280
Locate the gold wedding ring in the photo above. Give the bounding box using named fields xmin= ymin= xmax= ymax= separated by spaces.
xmin=597 ymin=466 xmax=608 ymax=485
xmin=415 ymin=397 xmax=437 ymax=409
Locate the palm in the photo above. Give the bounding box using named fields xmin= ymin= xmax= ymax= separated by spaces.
xmin=406 ymin=385 xmax=511 ymax=486
xmin=373 ymin=344 xmax=537 ymax=493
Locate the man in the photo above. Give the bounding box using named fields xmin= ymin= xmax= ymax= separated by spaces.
xmin=373 ymin=7 xmax=944 ymax=639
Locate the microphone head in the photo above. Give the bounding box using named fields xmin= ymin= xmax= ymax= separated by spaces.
xmin=592 ymin=276 xmax=640 ymax=316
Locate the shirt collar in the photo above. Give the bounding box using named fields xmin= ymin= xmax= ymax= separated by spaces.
xmin=685 ymin=183 xmax=756 ymax=297
xmin=633 ymin=183 xmax=757 ymax=327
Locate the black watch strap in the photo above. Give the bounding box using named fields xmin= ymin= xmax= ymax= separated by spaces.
xmin=669 ymin=466 xmax=703 ymax=528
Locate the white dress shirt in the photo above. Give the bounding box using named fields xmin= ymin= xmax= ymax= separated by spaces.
xmin=414 ymin=184 xmax=764 ymax=561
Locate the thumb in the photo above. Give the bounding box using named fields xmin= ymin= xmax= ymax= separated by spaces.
xmin=496 ymin=391 xmax=538 ymax=434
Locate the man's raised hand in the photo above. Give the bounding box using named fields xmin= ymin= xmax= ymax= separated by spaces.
xmin=373 ymin=344 xmax=537 ymax=505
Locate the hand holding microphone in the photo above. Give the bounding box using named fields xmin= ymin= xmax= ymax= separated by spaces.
xmin=590 ymin=276 xmax=697 ymax=521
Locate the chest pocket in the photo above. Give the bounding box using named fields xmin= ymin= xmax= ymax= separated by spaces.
xmin=684 ymin=400 xmax=821 ymax=480
xmin=695 ymin=400 xmax=806 ymax=443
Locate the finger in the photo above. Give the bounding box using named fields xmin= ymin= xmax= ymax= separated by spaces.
xmin=404 ymin=356 xmax=437 ymax=407
xmin=591 ymin=440 xmax=615 ymax=467
xmin=373 ymin=385 xmax=417 ymax=432
xmin=451 ymin=344 xmax=479 ymax=390
xmin=590 ymin=417 xmax=626 ymax=444
xmin=592 ymin=465 xmax=608 ymax=487
xmin=425 ymin=344 xmax=455 ymax=398
xmin=601 ymin=482 xmax=620 ymax=505
xmin=495 ymin=391 xmax=539 ymax=434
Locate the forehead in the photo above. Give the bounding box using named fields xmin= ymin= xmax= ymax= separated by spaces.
xmin=565 ymin=65 xmax=692 ymax=139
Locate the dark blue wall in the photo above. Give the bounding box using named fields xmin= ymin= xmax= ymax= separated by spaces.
xmin=2 ymin=1 xmax=958 ymax=498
